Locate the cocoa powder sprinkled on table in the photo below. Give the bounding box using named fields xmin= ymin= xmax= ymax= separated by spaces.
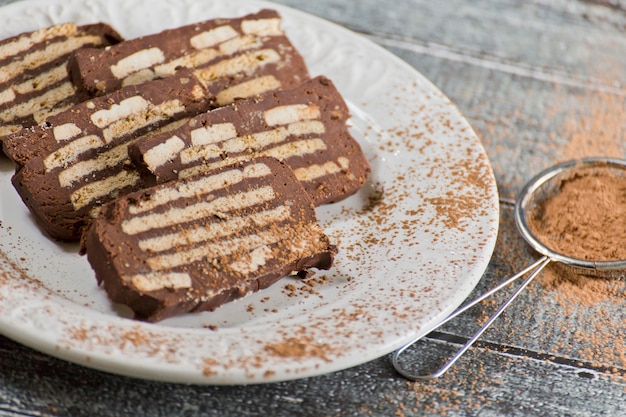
xmin=481 ymin=87 xmax=626 ymax=379
xmin=541 ymin=267 xmax=624 ymax=306
xmin=555 ymin=91 xmax=626 ymax=162
xmin=402 ymin=357 xmax=501 ymax=416
xmin=519 ymin=89 xmax=626 ymax=294
xmin=475 ymin=205 xmax=626 ymax=381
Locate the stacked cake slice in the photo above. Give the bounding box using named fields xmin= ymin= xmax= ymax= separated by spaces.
xmin=1 ymin=10 xmax=370 ymax=321
xmin=129 ymin=76 xmax=370 ymax=206
xmin=68 ymin=9 xmax=309 ymax=103
xmin=82 ymin=157 xmax=336 ymax=322
xmin=4 ymin=71 xmax=214 ymax=240
xmin=0 ymin=23 xmax=122 ymax=139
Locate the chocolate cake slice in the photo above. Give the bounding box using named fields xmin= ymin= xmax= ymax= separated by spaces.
xmin=69 ymin=9 xmax=309 ymax=103
xmin=81 ymin=157 xmax=336 ymax=322
xmin=129 ymin=76 xmax=371 ymax=205
xmin=4 ymin=71 xmax=213 ymax=241
xmin=0 ymin=22 xmax=123 ymax=142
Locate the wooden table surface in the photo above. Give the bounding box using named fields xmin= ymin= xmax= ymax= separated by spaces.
xmin=1 ymin=0 xmax=625 ymax=416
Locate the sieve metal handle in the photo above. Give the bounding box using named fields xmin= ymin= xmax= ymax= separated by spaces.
xmin=392 ymin=256 xmax=552 ymax=380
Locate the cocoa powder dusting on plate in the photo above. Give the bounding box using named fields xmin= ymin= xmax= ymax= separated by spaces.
xmin=264 ymin=336 xmax=332 ymax=363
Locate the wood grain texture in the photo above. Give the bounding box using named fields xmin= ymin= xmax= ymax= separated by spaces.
xmin=0 ymin=0 xmax=625 ymax=416
xmin=1 ymin=329 xmax=624 ymax=417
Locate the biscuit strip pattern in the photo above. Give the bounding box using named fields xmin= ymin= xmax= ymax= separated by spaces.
xmin=0 ymin=23 xmax=117 ymax=134
xmin=114 ymin=161 xmax=327 ymax=293
xmin=142 ymin=103 xmax=350 ymax=185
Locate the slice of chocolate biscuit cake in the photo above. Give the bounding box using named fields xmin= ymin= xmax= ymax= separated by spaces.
xmin=81 ymin=157 xmax=336 ymax=322
xmin=0 ymin=23 xmax=123 ymax=142
xmin=130 ymin=76 xmax=371 ymax=205
xmin=4 ymin=71 xmax=213 ymax=241
xmin=69 ymin=9 xmax=309 ymax=103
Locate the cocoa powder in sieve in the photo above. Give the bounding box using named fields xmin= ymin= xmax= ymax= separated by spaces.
xmin=529 ymin=169 xmax=626 ymax=261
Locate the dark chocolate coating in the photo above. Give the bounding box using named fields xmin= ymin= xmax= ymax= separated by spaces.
xmin=81 ymin=157 xmax=336 ymax=322
xmin=129 ymin=76 xmax=371 ymax=205
xmin=4 ymin=71 xmax=214 ymax=241
xmin=68 ymin=9 xmax=309 ymax=99
xmin=0 ymin=23 xmax=123 ymax=144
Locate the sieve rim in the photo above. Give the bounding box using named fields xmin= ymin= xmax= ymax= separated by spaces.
xmin=514 ymin=157 xmax=626 ymax=274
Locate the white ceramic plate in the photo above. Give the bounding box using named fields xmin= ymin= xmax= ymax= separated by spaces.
xmin=0 ymin=0 xmax=499 ymax=384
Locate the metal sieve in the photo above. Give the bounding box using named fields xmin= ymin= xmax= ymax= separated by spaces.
xmin=393 ymin=157 xmax=626 ymax=380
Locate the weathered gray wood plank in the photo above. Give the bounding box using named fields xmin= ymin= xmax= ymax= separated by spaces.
xmin=276 ymin=0 xmax=626 ymax=88
xmin=0 ymin=0 xmax=625 ymax=416
xmin=1 ymin=333 xmax=624 ymax=417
